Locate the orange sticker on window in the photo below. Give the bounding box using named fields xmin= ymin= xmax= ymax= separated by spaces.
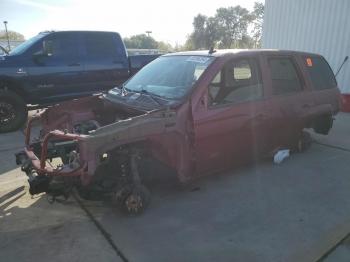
xmin=306 ymin=58 xmax=313 ymax=67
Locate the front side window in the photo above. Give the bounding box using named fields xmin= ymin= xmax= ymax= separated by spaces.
xmin=32 ymin=33 xmax=80 ymax=65
xmin=208 ymin=58 xmax=263 ymax=106
xmin=268 ymin=57 xmax=302 ymax=95
xmin=120 ymin=55 xmax=215 ymax=100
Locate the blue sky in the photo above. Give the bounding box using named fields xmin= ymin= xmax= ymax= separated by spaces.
xmin=0 ymin=0 xmax=262 ymax=45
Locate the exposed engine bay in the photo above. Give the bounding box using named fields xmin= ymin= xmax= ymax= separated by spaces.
xmin=15 ymin=94 xmax=181 ymax=214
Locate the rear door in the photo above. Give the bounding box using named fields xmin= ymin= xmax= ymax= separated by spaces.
xmin=302 ymin=55 xmax=340 ymax=113
xmin=263 ymin=55 xmax=312 ymax=149
xmin=82 ymin=32 xmax=130 ymax=92
xmin=193 ymin=56 xmax=271 ymax=175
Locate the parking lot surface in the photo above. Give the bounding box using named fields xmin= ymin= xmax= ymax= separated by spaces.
xmin=0 ymin=113 xmax=349 ymax=262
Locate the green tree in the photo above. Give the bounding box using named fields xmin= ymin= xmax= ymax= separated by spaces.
xmin=215 ymin=6 xmax=253 ymax=48
xmin=191 ymin=14 xmax=208 ymax=49
xmin=0 ymin=30 xmax=25 ymax=41
xmin=251 ymin=2 xmax=264 ymax=48
xmin=157 ymin=41 xmax=173 ymax=52
xmin=181 ymin=37 xmax=195 ymax=51
xmin=124 ymin=34 xmax=173 ymax=52
xmin=184 ymin=2 xmax=264 ymax=50
xmin=124 ymin=34 xmax=158 ymax=49
xmin=187 ymin=14 xmax=219 ymax=50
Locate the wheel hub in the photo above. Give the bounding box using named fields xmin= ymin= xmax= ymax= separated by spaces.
xmin=125 ymin=194 xmax=143 ymax=213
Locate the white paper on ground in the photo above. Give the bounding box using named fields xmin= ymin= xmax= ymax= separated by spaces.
xmin=273 ymin=149 xmax=290 ymax=164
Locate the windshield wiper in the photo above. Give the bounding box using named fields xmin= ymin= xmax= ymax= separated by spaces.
xmin=121 ymin=83 xmax=128 ymax=95
xmin=138 ymin=89 xmax=163 ymax=106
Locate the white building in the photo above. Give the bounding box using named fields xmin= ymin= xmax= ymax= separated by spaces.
xmin=262 ymin=0 xmax=350 ymax=98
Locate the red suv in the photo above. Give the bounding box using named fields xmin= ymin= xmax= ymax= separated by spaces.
xmin=16 ymin=50 xmax=340 ymax=214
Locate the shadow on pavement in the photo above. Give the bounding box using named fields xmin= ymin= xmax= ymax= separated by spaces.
xmin=0 ymin=189 xmax=118 ymax=262
xmin=0 ymin=129 xmax=26 ymax=175
xmin=0 ymin=186 xmax=25 ymax=205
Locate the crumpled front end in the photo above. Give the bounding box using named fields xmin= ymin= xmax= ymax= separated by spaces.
xmin=15 ymin=108 xmax=90 ymax=201
xmin=15 ymin=95 xmax=148 ymax=200
xmin=14 ymin=95 xmax=190 ymax=214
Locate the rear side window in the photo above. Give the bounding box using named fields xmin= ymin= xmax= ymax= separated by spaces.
xmin=44 ymin=34 xmax=79 ymax=64
xmin=85 ymin=33 xmax=125 ymax=61
xmin=129 ymin=55 xmax=158 ymax=70
xmin=268 ymin=57 xmax=303 ymax=95
xmin=304 ymin=56 xmax=337 ymax=90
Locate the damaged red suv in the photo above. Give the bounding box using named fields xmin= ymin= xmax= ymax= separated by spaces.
xmin=16 ymin=50 xmax=340 ymax=214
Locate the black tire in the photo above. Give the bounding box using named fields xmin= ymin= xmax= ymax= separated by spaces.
xmin=296 ymin=131 xmax=312 ymax=153
xmin=0 ymin=89 xmax=27 ymax=133
xmin=313 ymin=114 xmax=333 ymax=135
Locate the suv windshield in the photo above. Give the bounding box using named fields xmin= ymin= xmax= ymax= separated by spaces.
xmin=9 ymin=33 xmax=46 ymax=56
xmin=122 ymin=55 xmax=215 ymax=100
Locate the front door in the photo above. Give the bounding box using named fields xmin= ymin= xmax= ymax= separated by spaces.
xmin=193 ymin=57 xmax=270 ymax=175
xmin=26 ymin=32 xmax=86 ymax=103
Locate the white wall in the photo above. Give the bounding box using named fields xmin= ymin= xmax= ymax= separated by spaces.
xmin=262 ymin=0 xmax=350 ymax=93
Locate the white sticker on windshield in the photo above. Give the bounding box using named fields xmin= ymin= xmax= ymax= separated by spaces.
xmin=186 ymin=56 xmax=211 ymax=63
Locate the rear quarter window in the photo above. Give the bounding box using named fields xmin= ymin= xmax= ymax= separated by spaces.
xmin=304 ymin=56 xmax=337 ymax=90
xmin=85 ymin=33 xmax=125 ymax=60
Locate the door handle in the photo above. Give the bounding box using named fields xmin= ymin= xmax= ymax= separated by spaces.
xmin=68 ymin=62 xmax=80 ymax=67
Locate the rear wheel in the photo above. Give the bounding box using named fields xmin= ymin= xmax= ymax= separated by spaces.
xmin=313 ymin=114 xmax=333 ymax=135
xmin=0 ymin=89 xmax=27 ymax=133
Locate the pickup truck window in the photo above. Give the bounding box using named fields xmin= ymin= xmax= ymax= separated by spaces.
xmin=123 ymin=56 xmax=215 ymax=100
xmin=208 ymin=58 xmax=263 ymax=106
xmin=85 ymin=33 xmax=124 ymax=60
xmin=46 ymin=35 xmax=79 ymax=63
xmin=269 ymin=57 xmax=302 ymax=95
xmin=304 ymin=56 xmax=337 ymax=90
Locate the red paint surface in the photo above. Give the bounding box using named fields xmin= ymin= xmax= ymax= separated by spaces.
xmin=341 ymin=94 xmax=350 ymax=112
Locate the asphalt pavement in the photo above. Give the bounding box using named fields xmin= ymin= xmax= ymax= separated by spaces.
xmin=0 ymin=113 xmax=349 ymax=262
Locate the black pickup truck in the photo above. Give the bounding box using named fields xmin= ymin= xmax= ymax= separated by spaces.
xmin=0 ymin=31 xmax=160 ymax=132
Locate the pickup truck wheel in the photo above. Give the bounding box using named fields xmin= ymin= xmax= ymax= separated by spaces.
xmin=0 ymin=90 xmax=27 ymax=133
